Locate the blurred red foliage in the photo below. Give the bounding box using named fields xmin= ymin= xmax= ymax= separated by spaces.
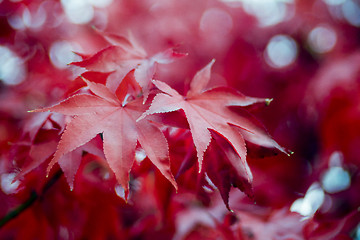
xmin=1 ymin=0 xmax=360 ymax=239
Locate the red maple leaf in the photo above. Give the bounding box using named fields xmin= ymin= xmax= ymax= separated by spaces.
xmin=71 ymin=32 xmax=186 ymax=101
xmin=204 ymin=132 xmax=254 ymax=209
xmin=139 ymin=60 xmax=288 ymax=175
xmin=12 ymin=113 xmax=63 ymax=181
xmin=30 ymin=76 xmax=177 ymax=199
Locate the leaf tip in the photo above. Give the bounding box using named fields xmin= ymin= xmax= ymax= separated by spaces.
xmin=198 ymin=164 xmax=202 ymax=173
xmin=68 ymin=180 xmax=74 ymax=191
xmin=27 ymin=108 xmax=46 ymax=113
xmin=124 ymin=190 xmax=129 ymax=203
xmin=265 ymin=98 xmax=273 ymax=106
xmin=207 ymin=58 xmax=216 ymax=69
xmin=172 ymin=180 xmax=178 ymax=192
xmin=46 ymin=161 xmax=55 ymax=178
xmin=80 ymin=75 xmax=88 ymax=82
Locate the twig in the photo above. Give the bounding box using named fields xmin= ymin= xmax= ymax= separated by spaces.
xmin=0 ymin=169 xmax=63 ymax=228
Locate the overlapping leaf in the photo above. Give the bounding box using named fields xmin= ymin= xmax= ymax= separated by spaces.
xmin=204 ymin=132 xmax=254 ymax=209
xmin=31 ymin=77 xmax=177 ymax=199
xmin=139 ymin=60 xmax=288 ymax=176
xmin=14 ymin=113 xmax=105 ymax=189
xmin=71 ymin=32 xmax=186 ymax=100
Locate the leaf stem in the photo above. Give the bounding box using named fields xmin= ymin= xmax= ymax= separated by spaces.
xmin=0 ymin=190 xmax=37 ymax=228
xmin=0 ymin=169 xmax=63 ymax=228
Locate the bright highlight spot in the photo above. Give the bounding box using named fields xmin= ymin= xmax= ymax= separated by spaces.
xmin=1 ymin=173 xmax=20 ymax=194
xmin=321 ymin=151 xmax=350 ymax=194
xmin=135 ymin=149 xmax=147 ymax=163
xmin=88 ymin=0 xmax=113 ymax=8
xmin=322 ymin=167 xmax=351 ymax=193
xmin=59 ymin=226 xmax=70 ymax=240
xmin=322 ymin=0 xmax=346 ymax=5
xmin=221 ymin=0 xmax=294 ymax=27
xmin=8 ymin=14 xmax=26 ymax=30
xmin=22 ymin=5 xmax=46 ymax=29
xmin=8 ymin=4 xmax=47 ymax=30
xmin=342 ymin=0 xmax=360 ymax=27
xmin=265 ymin=35 xmax=298 ymax=69
xmin=0 ymin=46 xmax=26 ymax=85
xmin=103 ymin=172 xmax=110 ymax=180
xmin=49 ymin=41 xmax=81 ymax=69
xmin=355 ymin=224 xmax=360 ymax=240
xmin=329 ymin=151 xmax=344 ymax=167
xmin=308 ymin=25 xmax=337 ymax=54
xmin=61 ymin=0 xmax=113 ymax=24
xmin=61 ymin=0 xmax=94 ymax=24
xmin=200 ymin=8 xmax=233 ymax=36
xmin=115 ymin=185 xmax=125 ymax=200
xmin=290 ymin=183 xmax=325 ymax=217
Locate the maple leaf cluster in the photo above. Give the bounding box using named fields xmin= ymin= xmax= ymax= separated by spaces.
xmin=0 ymin=0 xmax=360 ymax=239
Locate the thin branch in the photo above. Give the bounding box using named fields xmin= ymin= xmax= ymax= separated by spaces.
xmin=0 ymin=191 xmax=37 ymax=228
xmin=0 ymin=169 xmax=63 ymax=228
